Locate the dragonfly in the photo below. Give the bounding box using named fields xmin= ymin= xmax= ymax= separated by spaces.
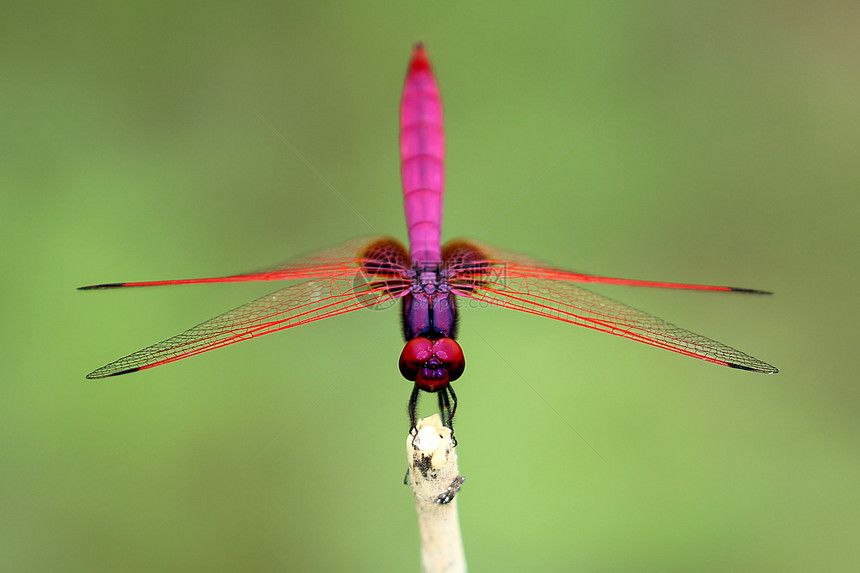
xmin=81 ymin=44 xmax=777 ymax=434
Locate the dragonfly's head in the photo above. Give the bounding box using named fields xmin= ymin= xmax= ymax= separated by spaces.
xmin=399 ymin=337 xmax=465 ymax=392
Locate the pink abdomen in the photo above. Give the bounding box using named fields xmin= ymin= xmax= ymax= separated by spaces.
xmin=400 ymin=44 xmax=444 ymax=265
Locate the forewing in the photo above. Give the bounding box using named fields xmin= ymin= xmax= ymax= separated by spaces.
xmin=80 ymin=237 xmax=409 ymax=289
xmin=455 ymin=240 xmax=771 ymax=294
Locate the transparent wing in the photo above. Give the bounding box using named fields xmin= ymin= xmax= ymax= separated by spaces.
xmin=79 ymin=237 xmax=407 ymax=289
xmin=85 ymin=238 xmax=412 ymax=378
xmin=86 ymin=275 xmax=410 ymax=378
xmin=455 ymin=239 xmax=772 ymax=294
xmin=443 ymin=240 xmax=777 ymax=373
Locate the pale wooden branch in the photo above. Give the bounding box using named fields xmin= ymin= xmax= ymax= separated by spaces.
xmin=407 ymin=414 xmax=467 ymax=573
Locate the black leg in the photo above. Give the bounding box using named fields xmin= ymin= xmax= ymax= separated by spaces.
xmin=447 ymin=384 xmax=458 ymax=426
xmin=409 ymin=384 xmax=459 ymax=447
xmin=435 ymin=386 xmax=459 ymax=446
xmin=408 ymin=385 xmax=420 ymax=435
xmin=437 ymin=386 xmax=457 ymax=429
xmin=446 ymin=385 xmax=458 ymax=446
xmin=437 ymin=389 xmax=449 ymax=428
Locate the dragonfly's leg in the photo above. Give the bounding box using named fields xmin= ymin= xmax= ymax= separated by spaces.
xmin=447 ymin=384 xmax=458 ymax=426
xmin=448 ymin=386 xmax=459 ymax=447
xmin=437 ymin=385 xmax=458 ymax=446
xmin=408 ymin=385 xmax=420 ymax=446
xmin=437 ymin=389 xmax=449 ymax=427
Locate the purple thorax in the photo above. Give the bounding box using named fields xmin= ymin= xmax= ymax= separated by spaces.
xmin=402 ymin=265 xmax=457 ymax=341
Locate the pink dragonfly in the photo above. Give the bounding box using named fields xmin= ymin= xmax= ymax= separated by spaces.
xmin=82 ymin=44 xmax=777 ymax=432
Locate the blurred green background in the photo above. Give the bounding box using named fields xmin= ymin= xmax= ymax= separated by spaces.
xmin=3 ymin=1 xmax=858 ymax=571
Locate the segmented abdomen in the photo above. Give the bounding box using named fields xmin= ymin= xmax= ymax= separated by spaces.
xmin=400 ymin=44 xmax=444 ymax=265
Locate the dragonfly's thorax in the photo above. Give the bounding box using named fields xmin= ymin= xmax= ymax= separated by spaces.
xmin=402 ymin=264 xmax=457 ymax=341
xmin=409 ymin=264 xmax=452 ymax=294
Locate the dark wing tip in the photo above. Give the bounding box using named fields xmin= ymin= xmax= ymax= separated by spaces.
xmin=728 ymin=362 xmax=779 ymax=374
xmin=728 ymin=287 xmax=774 ymax=295
xmin=86 ymin=366 xmax=141 ymax=379
xmin=78 ymin=282 xmax=127 ymax=290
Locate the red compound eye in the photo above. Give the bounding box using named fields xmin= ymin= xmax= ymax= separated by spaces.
xmin=399 ymin=337 xmax=434 ymax=381
xmin=399 ymin=337 xmax=466 ymax=392
xmin=432 ymin=338 xmax=465 ymax=382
